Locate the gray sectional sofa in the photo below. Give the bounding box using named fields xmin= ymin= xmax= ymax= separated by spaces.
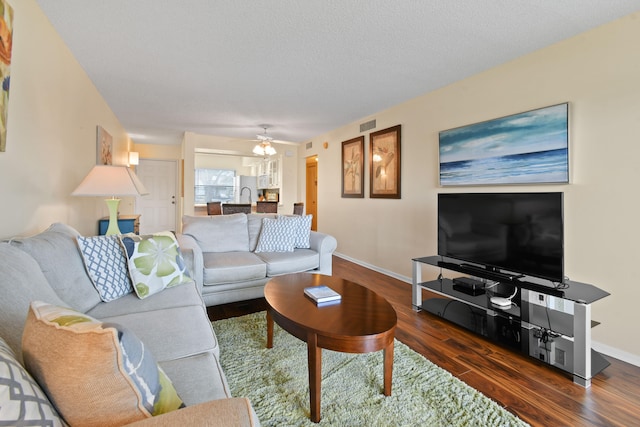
xmin=178 ymin=213 xmax=338 ymax=306
xmin=0 ymin=223 xmax=260 ymax=426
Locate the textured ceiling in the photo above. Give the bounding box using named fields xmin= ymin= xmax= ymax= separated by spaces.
xmin=35 ymin=1 xmax=640 ymax=145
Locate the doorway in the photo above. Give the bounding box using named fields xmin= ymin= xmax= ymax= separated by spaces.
xmin=306 ymin=156 xmax=318 ymax=231
xmin=136 ymin=159 xmax=178 ymax=234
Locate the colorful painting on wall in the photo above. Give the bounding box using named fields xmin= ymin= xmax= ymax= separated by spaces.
xmin=0 ymin=0 xmax=13 ymax=152
xmin=439 ymin=103 xmax=569 ymax=186
xmin=96 ymin=125 xmax=113 ymax=165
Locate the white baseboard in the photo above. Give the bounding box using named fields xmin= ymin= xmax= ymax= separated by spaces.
xmin=334 ymin=252 xmax=412 ymax=285
xmin=592 ymin=341 xmax=640 ymax=367
xmin=333 ymin=252 xmax=640 ymax=368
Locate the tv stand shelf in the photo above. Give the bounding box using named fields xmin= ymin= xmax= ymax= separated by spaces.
xmin=412 ymin=256 xmax=610 ymax=387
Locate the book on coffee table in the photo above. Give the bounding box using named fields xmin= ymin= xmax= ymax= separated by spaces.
xmin=304 ymin=285 xmax=341 ymax=304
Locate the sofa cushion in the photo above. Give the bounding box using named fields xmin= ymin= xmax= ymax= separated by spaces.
xmin=202 ymin=252 xmax=266 ymax=286
xmin=0 ymin=243 xmax=67 ymax=360
xmin=86 ymin=280 xmax=203 ymax=319
xmin=97 ymin=305 xmax=219 ymax=362
xmin=77 ymin=234 xmax=133 ymax=302
xmin=247 ymin=213 xmax=277 ymax=251
xmin=254 ymin=217 xmax=296 ymax=252
xmin=182 ymin=214 xmax=249 ymax=252
xmin=255 ymin=249 xmax=320 ymax=276
xmin=86 ymin=282 xmax=220 ymax=357
xmin=7 ymin=223 xmax=101 ymax=312
xmin=120 ymin=231 xmax=191 ymax=299
xmin=22 ymin=301 xmax=185 ymax=427
xmin=0 ymin=337 xmax=64 ymax=426
xmin=159 ymin=352 xmax=231 ymax=405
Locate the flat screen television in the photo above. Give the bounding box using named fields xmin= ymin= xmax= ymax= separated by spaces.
xmin=438 ymin=192 xmax=563 ymax=283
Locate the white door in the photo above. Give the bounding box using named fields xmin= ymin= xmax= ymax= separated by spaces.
xmin=136 ymin=159 xmax=178 ymax=234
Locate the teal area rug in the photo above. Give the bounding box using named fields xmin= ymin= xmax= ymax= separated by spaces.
xmin=212 ymin=312 xmax=529 ymax=426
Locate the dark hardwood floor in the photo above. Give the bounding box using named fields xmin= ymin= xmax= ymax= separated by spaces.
xmin=207 ymin=256 xmax=640 ymax=427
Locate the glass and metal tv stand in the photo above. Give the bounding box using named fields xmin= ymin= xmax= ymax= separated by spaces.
xmin=412 ymin=256 xmax=610 ymax=387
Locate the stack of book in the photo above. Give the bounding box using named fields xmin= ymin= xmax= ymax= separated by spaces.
xmin=304 ymin=285 xmax=341 ymax=305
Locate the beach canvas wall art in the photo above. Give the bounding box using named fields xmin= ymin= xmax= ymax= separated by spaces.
xmin=439 ymin=103 xmax=569 ymax=186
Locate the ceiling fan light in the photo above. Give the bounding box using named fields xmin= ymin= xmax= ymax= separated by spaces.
xmin=253 ymin=144 xmax=265 ymax=155
xmin=253 ymin=126 xmax=277 ymax=156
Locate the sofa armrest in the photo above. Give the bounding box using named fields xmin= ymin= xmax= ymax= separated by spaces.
xmin=309 ymin=231 xmax=337 ymax=275
xmin=125 ymin=397 xmax=260 ymax=427
xmin=176 ymin=233 xmax=204 ymax=290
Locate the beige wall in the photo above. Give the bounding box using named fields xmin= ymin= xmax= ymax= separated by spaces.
xmin=0 ymin=0 xmax=132 ymax=238
xmin=132 ymin=143 xmax=182 ymax=161
xmin=301 ymin=13 xmax=640 ymax=363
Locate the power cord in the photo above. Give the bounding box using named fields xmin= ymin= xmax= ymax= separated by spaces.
xmin=486 ymin=282 xmax=519 ymax=301
xmin=483 ymin=280 xmax=500 ymax=290
xmin=553 ymin=275 xmax=570 ymax=290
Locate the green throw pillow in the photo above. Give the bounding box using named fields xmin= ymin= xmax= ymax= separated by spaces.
xmin=120 ymin=231 xmax=191 ymax=299
xmin=22 ymin=301 xmax=185 ymax=427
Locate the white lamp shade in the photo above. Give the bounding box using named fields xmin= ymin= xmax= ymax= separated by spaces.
xmin=129 ymin=152 xmax=139 ymax=165
xmin=72 ymin=165 xmax=149 ymax=197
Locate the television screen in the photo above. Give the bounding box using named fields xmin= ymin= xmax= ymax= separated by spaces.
xmin=438 ymin=192 xmax=563 ymax=282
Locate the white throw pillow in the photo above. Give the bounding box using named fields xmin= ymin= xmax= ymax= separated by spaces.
xmin=292 ymin=215 xmax=312 ymax=248
xmin=254 ymin=217 xmax=296 ymax=252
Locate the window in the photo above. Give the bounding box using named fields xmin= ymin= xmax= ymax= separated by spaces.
xmin=194 ymin=168 xmax=235 ymax=204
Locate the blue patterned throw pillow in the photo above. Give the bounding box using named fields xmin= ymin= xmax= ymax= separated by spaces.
xmin=255 ymin=217 xmax=296 ymax=252
xmin=77 ymin=235 xmax=132 ymax=302
xmin=0 ymin=337 xmax=64 ymax=426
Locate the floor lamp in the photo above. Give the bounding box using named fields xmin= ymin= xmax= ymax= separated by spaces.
xmin=72 ymin=165 xmax=149 ymax=235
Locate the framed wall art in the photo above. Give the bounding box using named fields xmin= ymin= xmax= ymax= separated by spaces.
xmin=341 ymin=136 xmax=364 ymax=198
xmin=0 ymin=0 xmax=14 ymax=152
xmin=439 ymin=103 xmax=569 ymax=186
xmin=369 ymin=125 xmax=401 ymax=199
xmin=96 ymin=125 xmax=113 ymax=165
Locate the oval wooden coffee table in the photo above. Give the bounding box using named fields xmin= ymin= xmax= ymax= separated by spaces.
xmin=265 ymin=273 xmax=397 ymax=423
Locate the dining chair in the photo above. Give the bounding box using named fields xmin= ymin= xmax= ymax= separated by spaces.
xmin=222 ymin=203 xmax=251 ymax=214
xmin=206 ymin=201 xmax=222 ymax=215
xmin=256 ymin=201 xmax=278 ymax=213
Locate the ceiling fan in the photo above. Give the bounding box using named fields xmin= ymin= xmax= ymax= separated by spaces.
xmin=252 ymin=125 xmax=277 ymax=156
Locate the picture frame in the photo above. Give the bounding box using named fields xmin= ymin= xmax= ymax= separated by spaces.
xmin=369 ymin=125 xmax=401 ymax=199
xmin=341 ymin=136 xmax=365 ymax=198
xmin=96 ymin=125 xmax=113 ymax=165
xmin=0 ymin=0 xmax=14 ymax=153
xmin=439 ymin=103 xmax=569 ymax=186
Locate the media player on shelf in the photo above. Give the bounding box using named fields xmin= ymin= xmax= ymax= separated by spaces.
xmin=452 ymin=277 xmax=485 ymax=296
xmin=490 ymin=296 xmax=512 ymax=307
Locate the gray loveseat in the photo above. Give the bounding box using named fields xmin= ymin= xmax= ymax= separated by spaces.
xmin=178 ymin=213 xmax=338 ymax=306
xmin=0 ymin=223 xmax=259 ymax=426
